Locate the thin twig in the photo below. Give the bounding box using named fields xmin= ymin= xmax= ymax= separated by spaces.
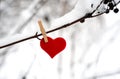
xmin=91 ymin=0 xmax=104 ymax=14
xmin=0 ymin=0 xmax=120 ymax=49
xmin=86 ymin=70 xmax=120 ymax=79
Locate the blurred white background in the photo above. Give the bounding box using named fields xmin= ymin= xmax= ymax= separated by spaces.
xmin=0 ymin=0 xmax=120 ymax=79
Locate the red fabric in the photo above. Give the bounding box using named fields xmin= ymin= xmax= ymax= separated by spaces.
xmin=40 ymin=37 xmax=66 ymax=58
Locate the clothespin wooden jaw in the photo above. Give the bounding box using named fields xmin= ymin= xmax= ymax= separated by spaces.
xmin=38 ymin=20 xmax=48 ymax=43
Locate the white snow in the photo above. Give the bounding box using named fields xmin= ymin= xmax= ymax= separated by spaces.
xmin=0 ymin=0 xmax=120 ymax=79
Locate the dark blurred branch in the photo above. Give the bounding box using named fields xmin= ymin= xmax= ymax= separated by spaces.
xmin=0 ymin=0 xmax=47 ymax=51
xmin=0 ymin=0 xmax=120 ymax=49
xmin=16 ymin=0 xmax=47 ymax=33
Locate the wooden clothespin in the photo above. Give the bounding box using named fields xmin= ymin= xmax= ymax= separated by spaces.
xmin=38 ymin=20 xmax=48 ymax=43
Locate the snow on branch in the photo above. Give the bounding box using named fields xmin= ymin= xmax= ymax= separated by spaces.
xmin=0 ymin=0 xmax=120 ymax=49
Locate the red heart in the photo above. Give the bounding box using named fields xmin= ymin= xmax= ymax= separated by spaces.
xmin=40 ymin=37 xmax=66 ymax=58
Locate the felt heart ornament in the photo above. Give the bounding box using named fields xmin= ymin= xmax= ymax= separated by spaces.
xmin=40 ymin=37 xmax=66 ymax=58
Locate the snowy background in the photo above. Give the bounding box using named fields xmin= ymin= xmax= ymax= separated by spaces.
xmin=0 ymin=0 xmax=120 ymax=79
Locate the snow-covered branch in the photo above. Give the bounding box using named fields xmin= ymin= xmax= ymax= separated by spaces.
xmin=0 ymin=0 xmax=120 ymax=49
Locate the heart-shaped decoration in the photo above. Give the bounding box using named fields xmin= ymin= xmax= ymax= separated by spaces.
xmin=40 ymin=37 xmax=66 ymax=58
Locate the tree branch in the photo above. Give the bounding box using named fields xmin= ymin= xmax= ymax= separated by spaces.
xmin=86 ymin=70 xmax=120 ymax=79
xmin=0 ymin=0 xmax=119 ymax=49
